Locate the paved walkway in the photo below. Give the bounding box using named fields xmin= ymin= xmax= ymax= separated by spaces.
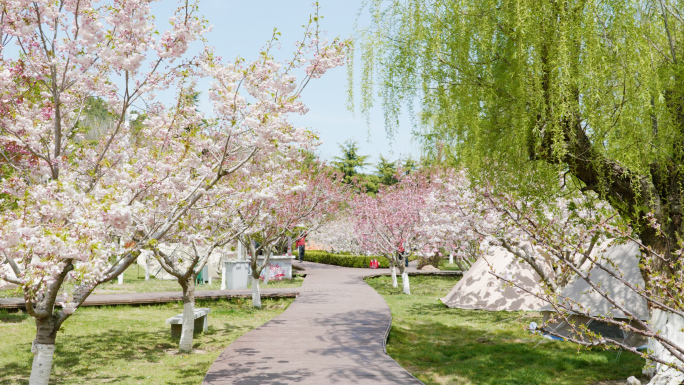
xmin=203 ymin=261 xmax=424 ymax=385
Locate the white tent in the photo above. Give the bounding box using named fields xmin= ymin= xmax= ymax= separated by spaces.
xmin=540 ymin=241 xmax=648 ymax=347
xmin=440 ymin=247 xmax=551 ymax=311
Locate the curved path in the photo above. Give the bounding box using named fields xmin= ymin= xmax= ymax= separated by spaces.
xmin=203 ymin=261 xmax=423 ymax=385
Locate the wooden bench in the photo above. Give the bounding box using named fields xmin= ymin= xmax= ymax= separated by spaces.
xmin=165 ymin=307 xmax=211 ymax=338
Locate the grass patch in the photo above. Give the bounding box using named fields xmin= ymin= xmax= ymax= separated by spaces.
xmin=366 ymin=275 xmax=646 ymax=385
xmin=437 ymin=261 xmax=462 ymax=271
xmin=0 ymin=297 xmax=292 ymax=384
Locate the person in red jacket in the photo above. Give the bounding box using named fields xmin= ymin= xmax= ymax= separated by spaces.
xmin=295 ymin=235 xmax=306 ymax=262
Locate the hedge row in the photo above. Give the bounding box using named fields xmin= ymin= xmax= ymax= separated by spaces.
xmin=303 ymin=250 xmax=416 ymax=268
xmin=303 ymin=251 xmax=390 ymax=268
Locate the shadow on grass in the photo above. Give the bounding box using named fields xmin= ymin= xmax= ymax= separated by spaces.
xmin=52 ymin=329 xmax=172 ymax=376
xmin=0 ymin=311 xmax=28 ymax=323
xmin=390 ymin=319 xmax=645 ymax=385
xmin=388 ymin=311 xmax=643 ymax=385
xmin=365 ymin=275 xmax=645 ymax=385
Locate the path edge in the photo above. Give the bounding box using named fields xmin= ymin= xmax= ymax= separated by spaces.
xmin=364 ymin=276 xmax=427 ymax=385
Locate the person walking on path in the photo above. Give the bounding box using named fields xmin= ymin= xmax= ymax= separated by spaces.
xmin=397 ymin=239 xmax=408 ymax=267
xmin=295 ymin=235 xmax=306 ymax=262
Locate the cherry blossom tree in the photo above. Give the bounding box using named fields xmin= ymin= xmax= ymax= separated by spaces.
xmin=479 ymin=188 xmax=684 ymax=383
xmin=309 ymin=214 xmax=364 ymax=254
xmin=433 ymin=169 xmax=684 ymax=383
xmin=137 ymin=16 xmax=347 ymax=350
xmin=239 ymin=161 xmax=349 ymax=308
xmin=0 ymin=0 xmax=349 ymax=380
xmin=352 ymin=171 xmax=429 ymax=294
xmin=147 ymin=192 xmax=246 ymax=352
xmin=422 ymin=169 xmax=615 ymax=293
xmin=416 ymin=169 xmax=478 ymax=271
xmin=0 ymin=1 xmax=209 ymax=381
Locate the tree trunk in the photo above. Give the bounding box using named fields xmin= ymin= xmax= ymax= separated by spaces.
xmin=263 ymin=262 xmax=270 ymax=286
xmin=449 ymin=253 xmax=454 ymax=264
xmin=30 ymin=317 xmax=59 ymax=385
xmin=252 ymin=276 xmax=261 ymax=309
xmin=398 ymin=263 xmax=410 ymax=295
xmin=144 ymin=255 xmax=150 ymax=281
xmin=644 ymin=309 xmax=684 ymax=384
xmin=178 ymin=277 xmax=196 ymax=353
xmin=390 ymin=261 xmax=398 ymax=288
xmin=454 ymin=258 xmax=468 ymax=272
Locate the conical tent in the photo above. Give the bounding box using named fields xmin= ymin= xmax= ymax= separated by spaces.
xmin=540 ymin=241 xmax=649 ymax=347
xmin=540 ymin=241 xmax=648 ymax=320
xmin=440 ymin=247 xmax=550 ymax=311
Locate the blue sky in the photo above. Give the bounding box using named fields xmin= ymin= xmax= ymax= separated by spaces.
xmin=158 ymin=0 xmax=421 ymax=168
xmin=2 ymin=1 xmax=421 ymax=168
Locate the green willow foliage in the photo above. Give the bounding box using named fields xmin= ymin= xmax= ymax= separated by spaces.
xmin=357 ymin=0 xmax=678 ymax=202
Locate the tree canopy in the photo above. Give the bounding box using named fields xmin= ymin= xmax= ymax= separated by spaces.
xmin=376 ymin=154 xmax=398 ymax=185
xmin=331 ymin=140 xmax=371 ymax=183
xmin=357 ymin=0 xmax=684 ymax=265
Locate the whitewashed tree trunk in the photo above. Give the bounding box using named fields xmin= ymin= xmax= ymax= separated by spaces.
xmin=179 ymin=278 xmax=196 ymax=353
xmin=391 ymin=263 xmax=398 ymax=288
xmin=144 ymin=256 xmax=150 ymax=281
xmin=252 ymin=277 xmax=261 ymax=308
xmin=29 ymin=342 xmax=55 ymax=385
xmin=449 ymin=253 xmax=454 ymax=264
xmin=644 ymin=309 xmax=684 ymax=385
xmin=397 ymin=263 xmax=411 ymax=295
xmin=401 ymin=271 xmax=411 ymax=295
xmin=117 ymin=271 xmax=124 ymax=284
xmin=30 ymin=316 xmax=59 ymax=385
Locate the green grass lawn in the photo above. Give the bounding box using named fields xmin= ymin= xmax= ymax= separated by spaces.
xmin=0 ymin=297 xmax=292 ymax=384
xmin=366 ymin=275 xmax=646 ymax=385
xmin=437 ymin=261 xmax=462 ymax=271
xmin=0 ymin=267 xmax=304 ymax=298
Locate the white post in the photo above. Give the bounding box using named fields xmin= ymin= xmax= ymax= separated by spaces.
xmin=449 ymin=253 xmax=454 ymax=264
xmin=237 ymin=241 xmax=244 ymax=261
xmin=220 ymin=257 xmax=227 ymax=291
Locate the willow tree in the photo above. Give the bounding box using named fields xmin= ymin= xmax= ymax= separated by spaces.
xmin=358 ymin=0 xmax=684 ymax=382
